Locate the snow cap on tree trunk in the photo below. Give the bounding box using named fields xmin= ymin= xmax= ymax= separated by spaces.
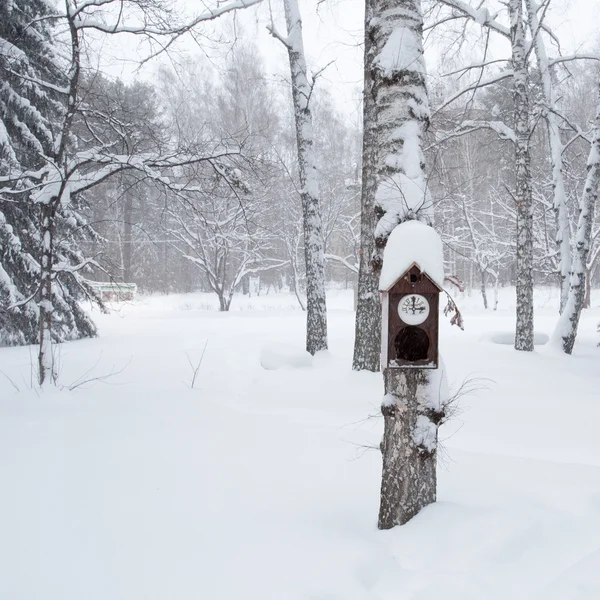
xmin=374 ymin=26 xmax=426 ymax=77
xmin=379 ymin=220 xmax=444 ymax=291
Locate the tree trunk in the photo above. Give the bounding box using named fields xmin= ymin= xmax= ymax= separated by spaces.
xmin=510 ymin=0 xmax=534 ymax=352
xmin=368 ymin=0 xmax=441 ymax=528
xmin=163 ymin=242 xmax=169 ymax=294
xmin=38 ymin=203 xmax=56 ymax=386
xmin=289 ymin=238 xmax=306 ymax=311
xmin=218 ymin=291 xmax=232 ymax=312
xmin=37 ymin=6 xmax=81 ymax=385
xmin=122 ymin=191 xmax=133 ymax=283
xmin=552 ymin=80 xmax=600 ymax=354
xmin=480 ymin=269 xmax=488 ymax=309
xmin=525 ymin=0 xmax=571 ymax=313
xmin=493 ymin=273 xmax=500 ymax=311
xmin=282 ymin=0 xmax=328 ymax=355
xmin=378 ymin=368 xmax=437 ymax=529
xmin=353 ymin=0 xmax=381 ymax=372
xmin=370 ymin=0 xmax=433 ymax=266
xmin=584 ymin=269 xmax=591 ymax=309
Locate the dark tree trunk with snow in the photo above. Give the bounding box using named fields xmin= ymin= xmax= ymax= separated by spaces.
xmin=218 ymin=290 xmax=233 ymax=312
xmin=379 ymin=368 xmax=438 ymax=529
xmin=280 ymin=0 xmax=328 ymax=355
xmin=353 ymin=0 xmax=381 ymax=372
xmin=510 ymin=0 xmax=534 ymax=352
xmin=553 ymin=81 xmax=600 ymax=354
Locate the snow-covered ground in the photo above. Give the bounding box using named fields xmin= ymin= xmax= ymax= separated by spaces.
xmin=1 ymin=287 xmax=599 ymax=600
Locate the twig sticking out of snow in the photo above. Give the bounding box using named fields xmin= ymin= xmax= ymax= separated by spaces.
xmin=67 ymin=355 xmax=132 ymax=391
xmin=0 ymin=370 xmax=20 ymax=393
xmin=185 ymin=339 xmax=208 ymax=389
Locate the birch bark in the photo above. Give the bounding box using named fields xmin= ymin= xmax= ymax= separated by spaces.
xmin=38 ymin=203 xmax=56 ymax=385
xmin=353 ymin=0 xmax=381 ymax=371
xmin=552 ymin=80 xmax=600 ymax=354
xmin=379 ymin=368 xmax=439 ymax=528
xmin=510 ymin=0 xmax=534 ymax=352
xmin=525 ymin=0 xmax=571 ymax=312
xmin=367 ymin=0 xmax=444 ymax=528
xmin=37 ymin=3 xmax=81 ymax=385
xmin=280 ymin=0 xmax=328 ymax=354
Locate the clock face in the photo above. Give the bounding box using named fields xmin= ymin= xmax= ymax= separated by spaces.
xmin=398 ymin=294 xmax=430 ymax=325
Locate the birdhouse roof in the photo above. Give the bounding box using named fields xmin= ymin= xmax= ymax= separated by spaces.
xmin=379 ymin=220 xmax=445 ymax=291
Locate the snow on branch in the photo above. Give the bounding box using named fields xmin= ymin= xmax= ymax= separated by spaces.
xmin=4 ymin=68 xmax=70 ymax=95
xmin=266 ymin=22 xmax=290 ymax=48
xmin=0 ymin=37 xmax=27 ymax=62
xmin=548 ymin=53 xmax=600 ymax=67
xmin=324 ymin=253 xmax=358 ymax=274
xmin=52 ymin=257 xmax=100 ymax=274
xmin=436 ymin=0 xmax=510 ymax=38
xmin=449 ymin=120 xmax=516 ymax=143
xmin=71 ymin=0 xmax=263 ymax=35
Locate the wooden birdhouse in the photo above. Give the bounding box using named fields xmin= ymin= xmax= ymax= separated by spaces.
xmin=378 ymin=220 xmax=446 ymax=370
xmin=380 ymin=263 xmax=442 ymax=369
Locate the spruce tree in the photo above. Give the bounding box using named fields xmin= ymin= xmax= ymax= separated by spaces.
xmin=0 ymin=0 xmax=101 ymax=346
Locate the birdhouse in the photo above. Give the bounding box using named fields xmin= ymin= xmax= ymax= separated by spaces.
xmin=378 ymin=220 xmax=445 ymax=370
xmin=380 ymin=264 xmax=442 ymax=369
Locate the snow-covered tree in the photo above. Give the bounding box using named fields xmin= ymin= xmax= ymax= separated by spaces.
xmin=0 ymin=0 xmax=261 ymax=384
xmin=429 ymin=0 xmax=600 ymax=349
xmin=353 ymin=0 xmax=382 ymax=372
xmin=366 ymin=0 xmax=448 ymax=528
xmin=269 ymin=0 xmax=328 ymax=355
xmin=508 ymin=0 xmax=535 ymax=352
xmin=156 ymin=47 xmax=288 ymax=310
xmin=0 ymin=0 xmax=100 ymax=348
xmin=552 ymin=80 xmax=600 ymax=354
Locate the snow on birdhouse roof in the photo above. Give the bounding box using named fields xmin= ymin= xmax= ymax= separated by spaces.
xmin=379 ymin=220 xmax=445 ymax=291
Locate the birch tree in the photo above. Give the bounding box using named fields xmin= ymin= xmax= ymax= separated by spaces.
xmin=367 ymin=0 xmax=448 ymax=528
xmin=525 ymin=0 xmax=571 ymax=312
xmin=268 ymin=0 xmax=328 ymax=355
xmin=509 ymin=0 xmax=534 ymax=351
xmin=431 ymin=0 xmax=600 ymax=346
xmin=353 ymin=0 xmax=382 ymax=372
xmin=552 ymin=79 xmax=600 ymax=354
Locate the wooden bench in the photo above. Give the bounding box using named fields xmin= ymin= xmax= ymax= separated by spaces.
xmin=88 ymin=282 xmax=137 ymax=302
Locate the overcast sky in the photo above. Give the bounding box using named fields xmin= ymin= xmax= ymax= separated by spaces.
xmin=88 ymin=0 xmax=600 ymax=116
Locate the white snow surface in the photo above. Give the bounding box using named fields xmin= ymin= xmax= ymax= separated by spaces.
xmin=1 ymin=287 xmax=600 ymax=600
xmin=379 ymin=220 xmax=444 ymax=290
xmin=260 ymin=342 xmax=313 ymax=370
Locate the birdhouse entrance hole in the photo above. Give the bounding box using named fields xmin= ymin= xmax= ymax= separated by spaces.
xmin=394 ymin=327 xmax=429 ymax=362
